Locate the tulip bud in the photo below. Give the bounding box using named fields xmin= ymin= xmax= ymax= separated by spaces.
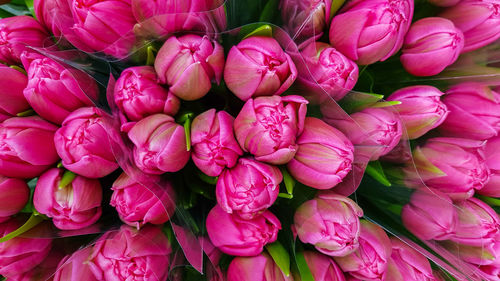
xmin=440 ymin=0 xmax=500 ymax=53
xmin=234 ymin=95 xmax=308 ymax=165
xmin=334 ymin=220 xmax=392 ymax=281
xmin=389 ymin=238 xmax=435 ymax=281
xmin=155 ymin=34 xmax=224 ymax=101
xmin=0 ymin=219 xmax=52 ymax=278
xmin=297 ymin=41 xmax=358 ymax=103
xmin=128 ymin=114 xmax=190 ymax=174
xmin=294 ymin=192 xmax=363 ymax=257
xmin=442 ymin=237 xmax=500 ymax=266
xmin=191 ymin=109 xmax=243 ymax=177
xmin=111 ymin=172 xmax=176 ymax=228
xmin=386 ymin=85 xmax=449 ymax=139
xmin=478 ymin=135 xmax=500 ymax=197
xmin=0 ymin=177 xmax=29 ymax=223
xmin=54 ymin=107 xmax=119 ymax=178
xmin=88 ymin=225 xmax=171 ymax=281
xmin=287 ymin=117 xmax=354 ymax=189
xmin=380 ymin=140 xmax=412 ymax=163
xmin=206 ymin=205 xmax=281 ymax=256
xmin=0 ymin=65 xmax=29 ymax=122
xmin=280 ymin=0 xmax=332 ymax=42
xmin=303 ymin=251 xmax=346 ymax=281
xmin=227 ymin=253 xmax=292 ymax=281
xmin=53 ymin=247 xmax=97 ymax=281
xmin=329 ymin=0 xmax=414 ymax=65
xmin=401 ymin=17 xmax=464 ymax=77
xmin=438 ymin=83 xmax=500 ymax=140
xmin=401 ymin=189 xmax=457 ymax=241
xmin=216 ymin=157 xmax=282 ymax=218
xmin=21 ymin=51 xmax=99 ymax=125
xmin=0 ymin=16 xmax=50 ymax=65
xmin=34 ymin=0 xmax=67 ymax=38
xmin=0 ymin=116 xmax=59 ymax=178
xmin=224 ymin=36 xmax=298 ymax=101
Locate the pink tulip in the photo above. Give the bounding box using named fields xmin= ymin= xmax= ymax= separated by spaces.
xmin=0 ymin=219 xmax=52 ymax=278
xmin=206 ymin=205 xmax=281 ymax=256
xmin=477 ymin=265 xmax=500 ymax=281
xmin=191 ymin=109 xmax=243 ymax=177
xmin=280 ymin=0 xmax=332 ymax=42
xmin=440 ymin=0 xmax=500 ymax=53
xmin=0 ymin=65 xmax=29 ymax=122
xmin=478 ymin=135 xmax=500 ymax=197
xmin=389 ymin=238 xmax=435 ymax=281
xmin=294 ymin=192 xmax=363 ymax=257
xmin=287 ymin=117 xmax=354 ymax=189
xmin=155 ymin=34 xmax=224 ymax=101
xmin=386 ymin=86 xmax=449 ymax=139
xmin=0 ymin=116 xmax=59 ymax=178
xmin=334 ymin=220 xmax=392 ymax=281
xmin=401 ymin=189 xmax=457 ymax=241
xmin=329 ymin=0 xmax=414 ymax=65
xmin=111 ymin=172 xmax=176 ymax=228
xmin=10 ymin=248 xmax=64 ymax=281
xmin=0 ymin=176 xmax=29 ymax=223
xmin=128 ymin=114 xmax=190 ymax=174
xmin=54 ymin=107 xmax=119 ymax=178
xmin=53 ymin=247 xmax=98 ymax=281
xmin=34 ymin=0 xmax=66 ymax=37
xmin=227 ymin=253 xmax=292 ymax=281
xmin=234 ymin=95 xmax=308 ymax=165
xmin=303 ymin=251 xmax=346 ymax=281
xmin=380 ymin=140 xmax=412 ymax=163
xmin=297 ymin=41 xmax=358 ymax=103
xmin=216 ymin=157 xmax=282 ymax=219
xmin=224 ymin=36 xmax=298 ymax=101
xmin=0 ymin=16 xmax=50 ymax=65
xmin=88 ymin=225 xmax=171 ymax=281
xmin=442 ymin=237 xmax=500 ymax=266
xmin=438 ymin=82 xmax=500 ymax=140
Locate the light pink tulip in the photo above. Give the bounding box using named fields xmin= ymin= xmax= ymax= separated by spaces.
xmin=53 ymin=247 xmax=97 ymax=281
xmin=280 ymin=0 xmax=332 ymax=42
xmin=0 ymin=65 xmax=29 ymax=122
xmin=389 ymin=238 xmax=435 ymax=281
xmin=227 ymin=253 xmax=293 ymax=281
xmin=478 ymin=135 xmax=500 ymax=197
xmin=0 ymin=176 xmax=29 ymax=223
xmin=303 ymin=251 xmax=346 ymax=281
xmin=442 ymin=236 xmax=500 ymax=266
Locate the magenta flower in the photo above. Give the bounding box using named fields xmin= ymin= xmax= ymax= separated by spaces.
xmin=389 ymin=238 xmax=435 ymax=281
xmin=11 ymin=248 xmax=64 ymax=281
xmin=53 ymin=247 xmax=98 ymax=281
xmin=34 ymin=0 xmax=67 ymax=37
xmin=303 ymin=251 xmax=346 ymax=281
xmin=227 ymin=253 xmax=292 ymax=281
xmin=280 ymin=0 xmax=332 ymax=42
xmin=0 ymin=65 xmax=29 ymax=122
xmin=478 ymin=135 xmax=500 ymax=197
xmin=0 ymin=176 xmax=29 ymax=223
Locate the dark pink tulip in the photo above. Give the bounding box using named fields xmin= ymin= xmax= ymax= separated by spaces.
xmin=303 ymin=251 xmax=346 ymax=281
xmin=478 ymin=135 xmax=500 ymax=197
xmin=401 ymin=189 xmax=457 ymax=241
xmin=389 ymin=238 xmax=435 ymax=281
xmin=280 ymin=0 xmax=332 ymax=42
xmin=216 ymin=157 xmax=282 ymax=219
xmin=34 ymin=0 xmax=66 ymax=37
xmin=33 ymin=168 xmax=102 ymax=230
xmin=386 ymin=85 xmax=449 ymax=139
xmin=114 ymin=66 xmax=179 ymax=122
xmin=128 ymin=114 xmax=190 ymax=174
xmin=0 ymin=65 xmax=29 ymax=122
xmin=334 ymin=220 xmax=392 ymax=281
xmin=110 ymin=172 xmax=176 ymax=228
xmin=206 ymin=205 xmax=281 ymax=256
xmin=0 ymin=176 xmax=29 ymax=223
xmin=439 ymin=83 xmax=500 ymax=140
xmin=224 ymin=36 xmax=298 ymax=101
xmin=191 ymin=109 xmax=243 ymax=177
xmin=54 ymin=107 xmax=118 ymax=178
xmin=0 ymin=116 xmax=59 ymax=178
xmin=21 ymin=51 xmax=99 ymax=125
xmin=0 ymin=16 xmax=50 ymax=65
xmin=0 ymin=219 xmax=52 ymax=278
xmin=227 ymin=253 xmax=292 ymax=281
xmin=294 ymin=192 xmax=363 ymax=257
xmin=234 ymin=95 xmax=308 ymax=165
xmin=10 ymin=248 xmax=64 ymax=281
xmin=155 ymin=34 xmax=224 ymax=101
xmin=53 ymin=247 xmax=97 ymax=281
xmin=440 ymin=0 xmax=500 ymax=53
xmin=380 ymin=140 xmax=412 ymax=164
xmin=297 ymin=41 xmax=358 ymax=103
xmin=88 ymin=225 xmax=171 ymax=281
xmin=287 ymin=117 xmax=354 ymax=189
xmin=329 ymin=0 xmax=413 ymax=65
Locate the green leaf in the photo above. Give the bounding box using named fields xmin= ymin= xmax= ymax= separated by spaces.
xmin=295 ymin=251 xmax=315 ymax=281
xmin=24 ymin=0 xmax=34 ymax=17
xmin=330 ymin=0 xmax=346 ymax=19
xmin=371 ymin=101 xmax=402 ymax=108
xmin=366 ymin=161 xmax=391 ymax=187
xmin=476 ymin=195 xmax=500 ymax=207
xmin=240 ymin=24 xmax=273 ymax=40
xmin=0 ymin=3 xmax=30 ymax=16
xmin=339 ymin=91 xmax=384 ymax=113
xmin=259 ymin=0 xmax=279 ymax=22
xmin=266 ymin=241 xmax=291 ymax=277
xmin=280 ymin=166 xmax=295 ymax=196
xmin=146 ymin=45 xmax=157 ymax=66
xmin=0 ymin=213 xmax=44 ymax=243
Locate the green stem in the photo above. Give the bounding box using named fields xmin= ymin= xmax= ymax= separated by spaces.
xmin=278 ymin=193 xmax=293 ymax=199
xmin=279 ymin=166 xmax=295 ymax=196
xmin=58 ymin=170 xmax=76 ymax=189
xmin=0 ymin=213 xmax=43 ymax=243
xmin=387 ymin=204 xmax=403 ymax=215
xmin=178 ymin=113 xmax=194 ymax=151
xmin=146 ymin=45 xmax=157 ymax=66
xmin=16 ymin=109 xmax=35 ymax=117
xmin=197 ymin=172 xmax=218 ymax=185
xmin=10 ymin=65 xmax=26 ymax=75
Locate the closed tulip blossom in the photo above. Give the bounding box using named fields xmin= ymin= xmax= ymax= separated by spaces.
xmin=216 ymin=157 xmax=282 ymax=218
xmin=442 ymin=236 xmax=500 ymax=266
xmin=155 ymin=34 xmax=224 ymax=101
xmin=227 ymin=253 xmax=293 ymax=281
xmin=0 ymin=116 xmax=59 ymax=179
xmin=110 ymin=172 xmax=176 ymax=228
xmin=224 ymin=36 xmax=298 ymax=101
xmin=280 ymin=0 xmax=332 ymax=42
xmin=478 ymin=135 xmax=500 ymax=197
xmin=128 ymin=114 xmax=190 ymax=174
xmin=234 ymin=95 xmax=308 ymax=165
xmin=0 ymin=16 xmax=50 ymax=65
xmin=34 ymin=0 xmax=67 ymax=37
xmin=0 ymin=176 xmax=29 ymax=223
xmin=294 ymin=192 xmax=363 ymax=257
xmin=297 ymin=42 xmax=359 ymax=103
xmin=287 ymin=117 xmax=354 ymax=189
xmin=329 ymin=0 xmax=414 ymax=65
xmin=206 ymin=205 xmax=281 ymax=256
xmin=191 ymin=109 xmax=243 ymax=177
xmin=53 ymin=247 xmax=98 ymax=281
xmin=54 ymin=107 xmax=119 ymax=178
xmin=389 ymin=238 xmax=435 ymax=281
xmin=386 ymin=85 xmax=449 ymax=139
xmin=303 ymin=251 xmax=346 ymax=281
xmin=0 ymin=65 xmax=29 ymax=122
xmin=334 ymin=220 xmax=392 ymax=281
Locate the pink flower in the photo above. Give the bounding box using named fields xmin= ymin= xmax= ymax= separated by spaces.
xmin=389 ymin=238 xmax=435 ymax=281
xmin=0 ymin=176 xmax=29 ymax=223
xmin=224 ymin=36 xmax=298 ymax=101
xmin=280 ymin=0 xmax=332 ymax=42
xmin=227 ymin=253 xmax=293 ymax=281
xmin=303 ymin=251 xmax=346 ymax=281
xmin=0 ymin=65 xmax=29 ymax=122
xmin=34 ymin=0 xmax=67 ymax=37
xmin=54 ymin=247 xmax=98 ymax=281
xmin=478 ymin=135 xmax=500 ymax=197
xmin=10 ymin=248 xmax=64 ymax=281
xmin=234 ymin=95 xmax=308 ymax=165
